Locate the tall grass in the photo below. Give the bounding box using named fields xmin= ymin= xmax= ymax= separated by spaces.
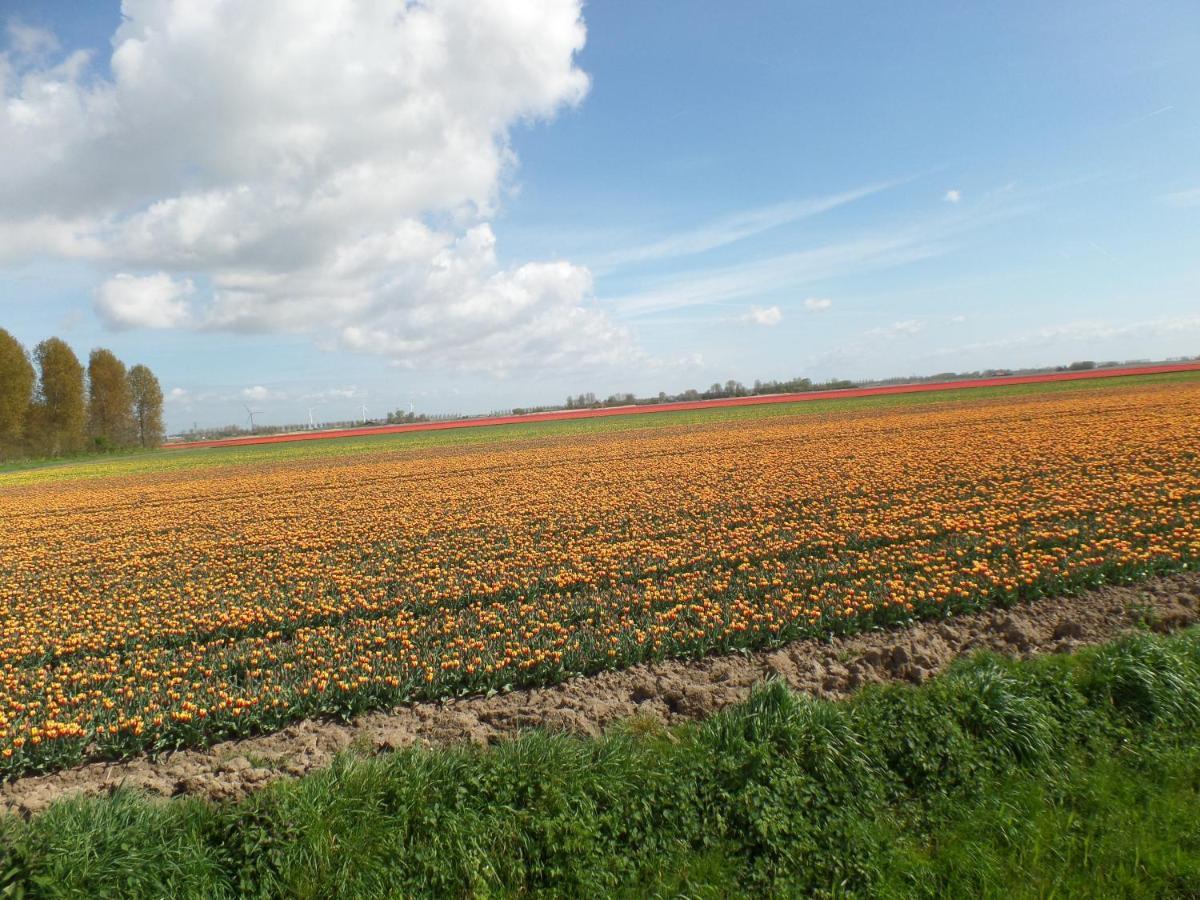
xmin=3 ymin=628 xmax=1199 ymax=897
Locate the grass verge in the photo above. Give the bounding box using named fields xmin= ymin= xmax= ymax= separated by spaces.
xmin=3 ymin=629 xmax=1200 ymax=898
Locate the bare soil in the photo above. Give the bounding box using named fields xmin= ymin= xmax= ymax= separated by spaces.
xmin=4 ymin=572 xmax=1198 ymax=816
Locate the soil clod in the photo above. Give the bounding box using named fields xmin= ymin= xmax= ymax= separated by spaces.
xmin=3 ymin=571 xmax=1198 ymax=816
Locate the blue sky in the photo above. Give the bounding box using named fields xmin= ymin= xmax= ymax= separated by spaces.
xmin=0 ymin=0 xmax=1197 ymax=430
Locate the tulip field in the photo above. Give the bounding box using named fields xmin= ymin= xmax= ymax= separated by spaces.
xmin=0 ymin=374 xmax=1198 ymax=776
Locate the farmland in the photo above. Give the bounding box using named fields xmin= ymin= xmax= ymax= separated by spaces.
xmin=0 ymin=373 xmax=1198 ymax=776
xmin=161 ymin=361 xmax=1200 ymax=451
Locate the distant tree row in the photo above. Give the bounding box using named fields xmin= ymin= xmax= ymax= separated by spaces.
xmin=556 ymin=376 xmax=857 ymax=413
xmin=384 ymin=409 xmax=431 ymax=426
xmin=538 ymin=357 xmax=1200 ymax=417
xmin=0 ymin=329 xmax=164 ymax=461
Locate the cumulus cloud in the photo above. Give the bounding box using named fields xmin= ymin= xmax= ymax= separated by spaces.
xmin=741 ymin=305 xmax=783 ymax=326
xmin=804 ymin=297 xmax=832 ymax=312
xmin=0 ymin=0 xmax=634 ymax=373
xmin=944 ymin=189 xmax=962 ymax=204
xmin=95 ymin=272 xmax=194 ymax=329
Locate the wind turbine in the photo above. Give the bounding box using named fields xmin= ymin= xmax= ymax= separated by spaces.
xmin=307 ymin=407 xmax=317 ymax=429
xmin=243 ymin=404 xmax=263 ymax=432
xmin=360 ymin=403 xmax=369 ymax=424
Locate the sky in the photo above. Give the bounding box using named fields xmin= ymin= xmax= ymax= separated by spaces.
xmin=0 ymin=0 xmax=1197 ymax=431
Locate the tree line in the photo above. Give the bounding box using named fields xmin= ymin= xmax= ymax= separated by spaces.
xmin=507 ymin=356 xmax=1197 ymax=417
xmin=0 ymin=329 xmax=164 ymax=461
xmin=550 ymin=376 xmax=855 ymax=414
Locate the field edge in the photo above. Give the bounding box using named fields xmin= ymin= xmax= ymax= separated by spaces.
xmin=4 ymin=566 xmax=1196 ymax=815
xmin=3 ymin=625 xmax=1199 ymax=898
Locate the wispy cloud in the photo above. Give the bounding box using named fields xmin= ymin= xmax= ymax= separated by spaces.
xmin=1123 ymin=104 xmax=1174 ymax=127
xmin=609 ymin=230 xmax=945 ymax=318
xmin=930 ymin=314 xmax=1200 ymax=357
xmin=607 ymin=190 xmax=1034 ymax=319
xmin=1162 ymin=187 xmax=1200 ymax=207
xmin=944 ymin=189 xmax=962 ymax=204
xmin=303 ymin=385 xmax=365 ymax=402
xmin=804 ymin=297 xmax=833 ymax=312
xmin=593 ymin=179 xmax=907 ymax=269
xmin=4 ymin=21 xmax=61 ymax=63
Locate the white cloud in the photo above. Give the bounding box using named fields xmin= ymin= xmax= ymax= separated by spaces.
xmin=594 ymin=180 xmax=905 ymax=268
xmin=0 ymin=216 xmax=105 ymax=263
xmin=933 ymin=314 xmax=1200 ymax=355
xmin=242 ymin=385 xmax=285 ymax=403
xmin=336 ymin=226 xmax=636 ymax=374
xmin=741 ymin=305 xmax=783 ymax=326
xmin=306 ymin=385 xmax=362 ymax=402
xmin=95 ymin=272 xmax=194 ymax=329
xmin=0 ymin=0 xmax=634 ymax=373
xmin=868 ymin=319 xmax=924 ymax=338
xmin=1163 ymin=187 xmax=1200 ymax=207
xmin=944 ymin=189 xmax=962 ymax=204
xmin=804 ymin=297 xmax=832 ymax=312
xmin=4 ymin=22 xmax=60 ymax=63
xmin=1125 ymin=105 xmax=1173 ymax=126
xmin=950 ymin=314 xmax=968 ymax=324
xmin=166 ymin=387 xmax=189 ymax=402
xmin=612 ymin=231 xmax=946 ymax=317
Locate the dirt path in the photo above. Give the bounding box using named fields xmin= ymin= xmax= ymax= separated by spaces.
xmin=4 ymin=572 xmax=1198 ymax=816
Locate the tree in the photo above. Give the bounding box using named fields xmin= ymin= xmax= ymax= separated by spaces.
xmin=30 ymin=338 xmax=86 ymax=456
xmin=0 ymin=329 xmax=35 ymax=457
xmin=127 ymin=364 xmax=165 ymax=448
xmin=87 ymin=348 xmax=136 ymax=448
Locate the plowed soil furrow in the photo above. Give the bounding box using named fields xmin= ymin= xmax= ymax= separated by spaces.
xmin=4 ymin=571 xmax=1197 ymax=817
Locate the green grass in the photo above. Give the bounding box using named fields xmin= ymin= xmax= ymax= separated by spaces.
xmin=3 ymin=369 xmax=1197 ymax=485
xmin=877 ymin=747 xmax=1200 ymax=898
xmin=4 ymin=628 xmax=1199 ymax=898
xmin=0 ymin=445 xmax=159 ymax=476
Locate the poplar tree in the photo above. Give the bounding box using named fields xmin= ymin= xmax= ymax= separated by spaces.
xmin=30 ymin=338 xmax=86 ymax=456
xmin=127 ymin=364 xmax=165 ymax=448
xmin=0 ymin=328 xmax=35 ymax=457
xmin=87 ymin=348 xmax=136 ymax=448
